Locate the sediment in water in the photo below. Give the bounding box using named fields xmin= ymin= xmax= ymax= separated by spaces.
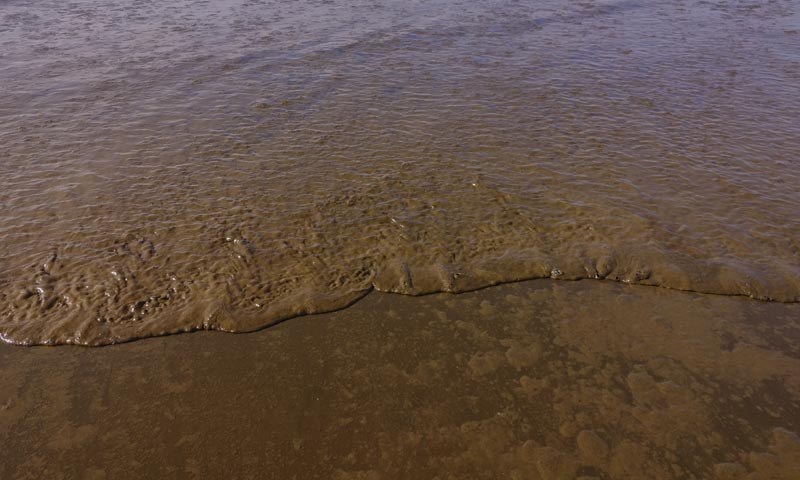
xmin=1 ymin=0 xmax=799 ymax=345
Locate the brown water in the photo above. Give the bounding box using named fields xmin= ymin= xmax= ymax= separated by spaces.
xmin=1 ymin=0 xmax=799 ymax=345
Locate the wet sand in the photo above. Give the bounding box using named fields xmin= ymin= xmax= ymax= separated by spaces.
xmin=2 ymin=0 xmax=800 ymax=477
xmin=2 ymin=279 xmax=799 ymax=479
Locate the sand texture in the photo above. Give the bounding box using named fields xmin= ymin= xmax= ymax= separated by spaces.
xmin=2 ymin=280 xmax=799 ymax=479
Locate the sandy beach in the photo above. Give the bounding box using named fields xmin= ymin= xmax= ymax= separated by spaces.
xmin=2 ymin=0 xmax=800 ymax=477
xmin=3 ymin=279 xmax=799 ymax=478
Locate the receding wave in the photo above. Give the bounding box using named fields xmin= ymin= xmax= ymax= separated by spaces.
xmin=1 ymin=0 xmax=799 ymax=345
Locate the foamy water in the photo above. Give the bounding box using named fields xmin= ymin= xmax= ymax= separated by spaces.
xmin=1 ymin=0 xmax=799 ymax=345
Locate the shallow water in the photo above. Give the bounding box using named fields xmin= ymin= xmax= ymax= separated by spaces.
xmin=1 ymin=0 xmax=799 ymax=345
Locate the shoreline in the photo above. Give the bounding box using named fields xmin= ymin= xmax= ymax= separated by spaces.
xmin=2 ymin=279 xmax=798 ymax=478
xmin=4 ymin=273 xmax=799 ymax=348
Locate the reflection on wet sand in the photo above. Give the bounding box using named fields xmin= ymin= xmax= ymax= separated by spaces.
xmin=2 ymin=280 xmax=798 ymax=478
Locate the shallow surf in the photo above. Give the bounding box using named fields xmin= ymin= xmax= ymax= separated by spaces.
xmin=1 ymin=0 xmax=799 ymax=345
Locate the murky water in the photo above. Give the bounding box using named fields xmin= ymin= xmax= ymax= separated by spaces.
xmin=1 ymin=0 xmax=799 ymax=345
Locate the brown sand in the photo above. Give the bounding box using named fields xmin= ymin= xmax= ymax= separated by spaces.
xmin=2 ymin=279 xmax=799 ymax=479
xmin=3 ymin=1 xmax=799 ymax=476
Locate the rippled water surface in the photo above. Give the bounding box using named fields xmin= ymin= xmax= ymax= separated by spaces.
xmin=1 ymin=0 xmax=799 ymax=345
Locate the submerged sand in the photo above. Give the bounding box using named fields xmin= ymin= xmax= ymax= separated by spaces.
xmin=2 ymin=0 xmax=800 ymax=345
xmin=1 ymin=0 xmax=799 ymax=475
xmin=2 ymin=279 xmax=798 ymax=479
